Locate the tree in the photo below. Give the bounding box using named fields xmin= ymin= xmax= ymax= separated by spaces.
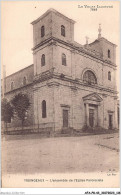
xmin=11 ymin=93 xmax=30 ymax=130
xmin=1 ymin=98 xmax=14 ymax=131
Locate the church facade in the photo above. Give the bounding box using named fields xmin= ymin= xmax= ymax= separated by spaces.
xmin=3 ymin=9 xmax=119 ymax=133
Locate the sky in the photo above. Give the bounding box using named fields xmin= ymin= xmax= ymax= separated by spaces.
xmin=1 ymin=1 xmax=120 ymax=87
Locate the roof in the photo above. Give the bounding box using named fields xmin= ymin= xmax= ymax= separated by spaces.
xmin=31 ymin=8 xmax=76 ymax=25
xmin=5 ymin=64 xmax=34 ymax=79
xmin=89 ymin=37 xmax=117 ymax=47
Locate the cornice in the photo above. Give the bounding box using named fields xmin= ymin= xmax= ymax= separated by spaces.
xmin=60 ymin=104 xmax=70 ymax=108
xmin=4 ymin=64 xmax=34 ymax=80
xmin=33 ymin=72 xmax=118 ymax=95
xmin=32 ymin=37 xmax=116 ymax=67
xmin=4 ymin=82 xmax=33 ymax=95
xmin=31 ymin=8 xmax=75 ymax=25
xmin=70 ymin=85 xmax=78 ymax=91
xmin=108 ymin=110 xmax=114 ymax=113
xmin=32 ymin=37 xmax=53 ymax=51
xmin=47 ymin=81 xmax=60 ymax=87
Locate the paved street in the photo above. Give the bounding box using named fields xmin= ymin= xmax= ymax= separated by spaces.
xmin=1 ymin=133 xmax=119 ymax=174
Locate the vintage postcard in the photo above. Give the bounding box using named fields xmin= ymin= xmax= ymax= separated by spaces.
xmin=1 ymin=1 xmax=120 ymax=189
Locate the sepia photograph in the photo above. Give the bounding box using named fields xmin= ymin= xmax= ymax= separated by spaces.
xmin=1 ymin=1 xmax=120 ymax=189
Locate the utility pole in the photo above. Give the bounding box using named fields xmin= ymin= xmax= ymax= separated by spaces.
xmin=2 ymin=64 xmax=6 ymax=98
xmin=2 ymin=64 xmax=6 ymax=136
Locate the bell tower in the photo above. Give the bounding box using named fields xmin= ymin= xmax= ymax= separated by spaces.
xmin=31 ymin=9 xmax=75 ymax=77
xmin=89 ymin=24 xmax=117 ymax=65
xmin=31 ymin=8 xmax=75 ymax=47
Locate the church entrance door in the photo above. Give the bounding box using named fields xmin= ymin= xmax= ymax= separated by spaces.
xmin=109 ymin=114 xmax=113 ymax=129
xmin=63 ymin=110 xmax=68 ymax=128
xmin=89 ymin=108 xmax=94 ymax=127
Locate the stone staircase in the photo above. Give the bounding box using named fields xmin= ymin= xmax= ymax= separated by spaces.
xmin=60 ymin=127 xmax=74 ymax=136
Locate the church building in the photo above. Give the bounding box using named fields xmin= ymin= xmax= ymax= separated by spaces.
xmin=2 ymin=8 xmax=119 ymax=134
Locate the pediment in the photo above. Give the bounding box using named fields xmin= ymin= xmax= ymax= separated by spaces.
xmin=83 ymin=93 xmax=103 ymax=102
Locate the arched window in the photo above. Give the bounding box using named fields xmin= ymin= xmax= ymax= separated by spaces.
xmin=108 ymin=71 xmax=111 ymax=81
xmin=41 ymin=26 xmax=45 ymax=37
xmin=23 ymin=76 xmax=27 ymax=85
xmin=83 ymin=70 xmax=97 ymax=85
xmin=62 ymin=53 xmax=66 ymax=66
xmin=108 ymin=49 xmax=111 ymax=58
xmin=41 ymin=54 xmax=45 ymax=66
xmin=61 ymin=25 xmax=65 ymax=37
xmin=42 ymin=100 xmax=46 ymax=118
xmin=11 ymin=81 xmax=14 ymax=90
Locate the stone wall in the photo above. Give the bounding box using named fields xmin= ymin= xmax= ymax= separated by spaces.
xmin=33 ymin=43 xmax=53 ymax=76
xmin=4 ymin=64 xmax=34 ymax=93
xmin=52 ymin=78 xmax=118 ymax=131
xmin=32 ymin=9 xmax=75 ymax=48
xmin=52 ymin=42 xmax=117 ymax=91
xmin=51 ymin=11 xmax=74 ymax=43
xmin=32 ymin=12 xmax=52 ymax=47
xmin=90 ymin=38 xmax=116 ymax=64
xmin=2 ymin=65 xmax=34 ymax=130
xmin=4 ymin=84 xmax=34 ymax=129
xmin=33 ymin=80 xmax=54 ymax=130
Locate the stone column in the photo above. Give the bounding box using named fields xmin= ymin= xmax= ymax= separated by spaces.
xmin=114 ymin=100 xmax=118 ymax=129
xmin=96 ymin=106 xmax=98 ymax=127
xmin=85 ymin=103 xmax=89 ymax=126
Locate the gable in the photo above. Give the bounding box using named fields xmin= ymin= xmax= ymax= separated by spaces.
xmin=83 ymin=93 xmax=103 ymax=102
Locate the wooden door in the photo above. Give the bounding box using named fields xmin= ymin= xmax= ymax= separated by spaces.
xmin=109 ymin=114 xmax=113 ymax=129
xmin=63 ymin=110 xmax=68 ymax=127
xmin=89 ymin=109 xmax=94 ymax=127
